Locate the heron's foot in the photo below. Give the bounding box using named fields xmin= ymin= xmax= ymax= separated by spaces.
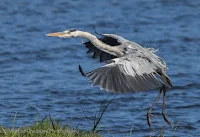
xmin=147 ymin=112 xmax=156 ymax=128
xmin=162 ymin=112 xmax=173 ymax=128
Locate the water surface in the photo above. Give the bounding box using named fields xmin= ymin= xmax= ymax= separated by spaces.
xmin=0 ymin=0 xmax=200 ymax=136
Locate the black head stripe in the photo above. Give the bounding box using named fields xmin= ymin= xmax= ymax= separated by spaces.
xmin=69 ymin=28 xmax=77 ymax=32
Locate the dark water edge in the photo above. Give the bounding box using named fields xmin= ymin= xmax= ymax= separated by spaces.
xmin=0 ymin=0 xmax=200 ymax=136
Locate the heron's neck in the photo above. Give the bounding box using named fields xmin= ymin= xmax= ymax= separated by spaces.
xmin=78 ymin=31 xmax=124 ymax=57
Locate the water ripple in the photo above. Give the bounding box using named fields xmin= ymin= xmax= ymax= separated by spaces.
xmin=0 ymin=0 xmax=199 ymax=136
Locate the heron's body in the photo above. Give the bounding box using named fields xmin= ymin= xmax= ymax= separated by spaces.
xmin=47 ymin=29 xmax=172 ymax=128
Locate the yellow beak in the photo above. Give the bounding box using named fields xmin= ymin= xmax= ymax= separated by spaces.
xmin=46 ymin=32 xmax=64 ymax=37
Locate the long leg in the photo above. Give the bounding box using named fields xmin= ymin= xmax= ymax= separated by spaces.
xmin=147 ymin=88 xmax=163 ymax=128
xmin=162 ymin=86 xmax=172 ymax=127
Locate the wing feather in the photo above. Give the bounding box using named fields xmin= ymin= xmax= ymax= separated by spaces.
xmin=85 ymin=54 xmax=164 ymax=93
xmin=88 ymin=72 xmax=98 ymax=81
xmin=83 ymin=34 xmax=128 ymax=62
xmin=93 ymin=51 xmax=101 ymax=58
xmin=100 ymin=75 xmax=107 ymax=90
xmin=92 ymin=73 xmax=102 ymax=86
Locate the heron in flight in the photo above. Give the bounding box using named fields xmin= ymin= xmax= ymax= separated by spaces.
xmin=46 ymin=29 xmax=172 ymax=128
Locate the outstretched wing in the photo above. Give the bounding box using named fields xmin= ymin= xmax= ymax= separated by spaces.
xmin=83 ymin=54 xmax=164 ymax=93
xmin=83 ymin=33 xmax=128 ymax=62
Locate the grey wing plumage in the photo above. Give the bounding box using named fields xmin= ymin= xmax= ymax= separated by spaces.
xmin=83 ymin=33 xmax=127 ymax=62
xmin=84 ymin=54 xmax=163 ymax=93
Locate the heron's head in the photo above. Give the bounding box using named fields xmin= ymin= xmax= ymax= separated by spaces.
xmin=46 ymin=28 xmax=80 ymax=38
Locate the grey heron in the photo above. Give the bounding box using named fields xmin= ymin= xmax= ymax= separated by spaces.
xmin=46 ymin=29 xmax=172 ymax=128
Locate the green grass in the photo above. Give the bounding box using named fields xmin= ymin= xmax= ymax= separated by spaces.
xmin=0 ymin=95 xmax=118 ymax=137
xmin=0 ymin=116 xmax=101 ymax=137
xmin=0 ymin=95 xmax=117 ymax=137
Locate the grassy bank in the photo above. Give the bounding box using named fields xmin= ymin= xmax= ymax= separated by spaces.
xmin=0 ymin=96 xmax=117 ymax=137
xmin=0 ymin=116 xmax=101 ymax=137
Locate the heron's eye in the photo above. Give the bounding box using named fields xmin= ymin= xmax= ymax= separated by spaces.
xmin=64 ymin=30 xmax=70 ymax=34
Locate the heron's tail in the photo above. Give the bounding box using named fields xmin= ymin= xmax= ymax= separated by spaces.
xmin=161 ymin=73 xmax=172 ymax=88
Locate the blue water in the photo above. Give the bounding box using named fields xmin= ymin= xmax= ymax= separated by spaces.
xmin=0 ymin=0 xmax=200 ymax=136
